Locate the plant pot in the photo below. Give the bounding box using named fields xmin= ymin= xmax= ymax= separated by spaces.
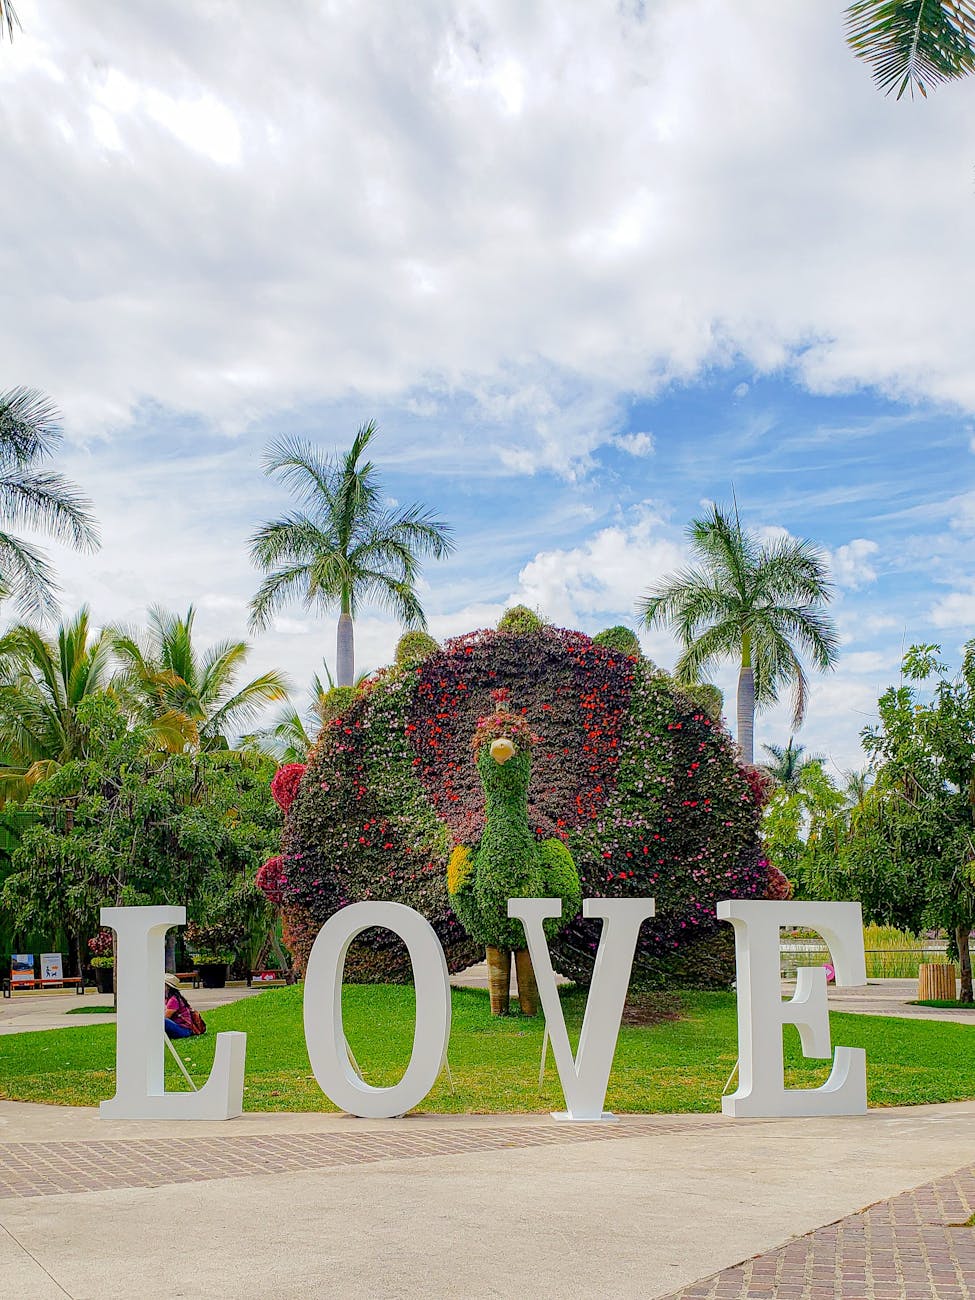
xmin=93 ymin=966 xmax=114 ymax=994
xmin=197 ymin=962 xmax=228 ymax=989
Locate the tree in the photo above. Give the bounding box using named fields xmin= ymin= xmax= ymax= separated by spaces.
xmin=111 ymin=606 xmax=289 ymax=752
xmin=1 ymin=695 xmax=280 ymax=974
xmin=0 ymin=389 xmax=99 ymax=617
xmin=637 ymin=504 xmax=838 ymax=765
xmin=846 ymin=1 xmax=975 ymax=98
xmin=761 ymin=738 xmax=825 ymax=793
xmin=248 ymin=661 xmax=332 ymax=763
xmin=248 ymin=421 xmax=454 ymax=686
xmin=0 ymin=607 xmax=113 ymax=799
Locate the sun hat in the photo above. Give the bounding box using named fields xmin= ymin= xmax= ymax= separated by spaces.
xmin=164 ymin=975 xmax=182 ymax=991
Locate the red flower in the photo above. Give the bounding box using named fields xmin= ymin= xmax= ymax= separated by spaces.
xmin=271 ymin=763 xmax=307 ymax=813
xmin=256 ymin=855 xmax=286 ymax=906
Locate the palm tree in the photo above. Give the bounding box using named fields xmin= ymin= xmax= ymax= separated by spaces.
xmin=0 ymin=2 xmax=20 ymax=42
xmin=638 ymin=504 xmax=839 ymax=765
xmin=111 ymin=606 xmax=290 ymax=752
xmin=249 ymin=661 xmax=332 ymax=762
xmin=760 ymin=738 xmax=824 ymax=793
xmin=846 ymin=1 xmax=975 ymax=98
xmin=0 ymin=389 xmax=99 ymax=617
xmin=0 ymin=607 xmax=113 ymax=798
xmin=248 ymin=421 xmax=454 ymax=686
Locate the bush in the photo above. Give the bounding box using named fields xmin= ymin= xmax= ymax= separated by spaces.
xmin=318 ymin=686 xmax=356 ymax=722
xmin=497 ymin=605 xmax=545 ymax=634
xmin=266 ymin=623 xmax=766 ymax=986
xmin=394 ymin=631 xmax=439 ymax=666
xmin=592 ymin=626 xmax=641 ymax=657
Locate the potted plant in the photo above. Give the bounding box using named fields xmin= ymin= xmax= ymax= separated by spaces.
xmin=88 ymin=930 xmax=114 ymax=993
xmin=90 ymin=955 xmax=114 ymax=993
xmin=191 ymin=949 xmax=233 ymax=988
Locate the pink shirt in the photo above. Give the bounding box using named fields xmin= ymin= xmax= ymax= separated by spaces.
xmin=165 ymin=995 xmax=193 ymax=1030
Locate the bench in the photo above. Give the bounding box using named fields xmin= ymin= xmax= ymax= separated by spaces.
xmin=172 ymin=971 xmax=200 ymax=989
xmin=247 ymin=969 xmax=290 ymax=987
xmin=3 ymin=976 xmax=85 ymax=998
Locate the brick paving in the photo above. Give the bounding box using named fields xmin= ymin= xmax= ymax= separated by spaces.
xmin=662 ymin=1163 xmax=975 ymax=1300
xmin=0 ymin=1113 xmax=742 ymax=1199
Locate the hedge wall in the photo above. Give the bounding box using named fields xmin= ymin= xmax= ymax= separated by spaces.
xmin=266 ymin=624 xmax=768 ymax=986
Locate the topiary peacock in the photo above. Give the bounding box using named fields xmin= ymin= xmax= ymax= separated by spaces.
xmin=447 ymin=690 xmax=581 ymax=1015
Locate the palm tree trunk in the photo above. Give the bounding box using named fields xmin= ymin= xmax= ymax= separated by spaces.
xmin=737 ymin=664 xmax=755 ymax=765
xmin=485 ymin=946 xmax=511 ymax=1015
xmin=336 ymin=613 xmax=355 ymax=687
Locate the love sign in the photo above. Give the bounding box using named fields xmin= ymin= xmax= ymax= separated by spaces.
xmin=98 ymin=898 xmax=867 ymax=1124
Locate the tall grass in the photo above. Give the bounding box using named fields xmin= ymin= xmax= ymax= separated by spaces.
xmin=863 ymin=923 xmax=940 ymax=978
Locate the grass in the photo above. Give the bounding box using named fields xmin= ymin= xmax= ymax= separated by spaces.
xmin=65 ymin=1005 xmax=115 ymax=1014
xmin=1 ymin=985 xmax=973 ymax=1114
xmin=911 ymin=1000 xmax=975 ymax=1010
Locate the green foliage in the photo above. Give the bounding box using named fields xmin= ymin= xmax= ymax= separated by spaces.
xmin=0 ymin=387 xmax=99 ymax=619
xmin=394 ymin=630 xmax=439 ymax=665
xmin=111 ymin=605 xmax=289 ymax=752
xmin=639 ymin=502 xmax=838 ymax=760
xmin=497 ymin=605 xmax=544 ymax=635
xmin=592 ymin=625 xmax=641 ymax=657
xmin=846 ymin=1 xmax=975 ymax=99
xmin=762 ymin=760 xmax=847 ymax=894
xmin=680 ymin=681 xmax=723 ymax=722
xmin=863 ymin=923 xmax=938 ymax=978
xmin=450 ymin=735 xmax=582 ymax=950
xmin=0 ymin=694 xmax=280 ymax=961
xmin=318 ymin=685 xmax=356 ymax=721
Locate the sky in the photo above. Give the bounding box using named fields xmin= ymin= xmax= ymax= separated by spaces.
xmin=1 ymin=0 xmax=974 ymax=776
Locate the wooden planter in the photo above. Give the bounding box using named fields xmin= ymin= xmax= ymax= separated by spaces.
xmin=918 ymin=963 xmax=957 ymax=1002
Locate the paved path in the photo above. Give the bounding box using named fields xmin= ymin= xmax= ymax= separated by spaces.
xmin=0 ymin=1101 xmax=974 ymax=1297
xmin=0 ymin=983 xmax=267 ymax=1035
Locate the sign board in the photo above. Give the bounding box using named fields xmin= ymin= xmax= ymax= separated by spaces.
xmin=41 ymin=953 xmax=63 ymax=981
xmin=10 ymin=954 xmax=34 ymax=984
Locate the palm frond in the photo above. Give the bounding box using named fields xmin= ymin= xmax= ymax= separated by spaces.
xmin=0 ymin=530 xmax=60 ymax=618
xmin=846 ymin=0 xmax=975 ymax=98
xmin=0 ymin=469 xmax=99 ymax=551
xmin=0 ymin=387 xmax=60 ymax=462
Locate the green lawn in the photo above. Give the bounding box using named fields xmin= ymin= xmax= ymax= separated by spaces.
xmin=0 ymin=985 xmax=972 ymax=1113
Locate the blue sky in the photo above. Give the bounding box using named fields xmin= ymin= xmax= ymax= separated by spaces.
xmin=3 ymin=0 xmax=975 ymax=775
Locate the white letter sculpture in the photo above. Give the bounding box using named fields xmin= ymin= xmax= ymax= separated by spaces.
xmin=99 ymin=906 xmax=246 ymax=1121
xmin=509 ymin=897 xmax=655 ymax=1122
xmin=304 ymin=901 xmax=451 ymax=1118
xmin=719 ymin=899 xmax=867 ymax=1118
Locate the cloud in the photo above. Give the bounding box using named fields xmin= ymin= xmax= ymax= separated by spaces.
xmin=930 ymin=586 xmax=975 ymax=628
xmin=2 ymin=0 xmax=974 ymax=476
xmin=829 ymin=539 xmax=879 ymax=589
xmin=512 ymin=503 xmax=684 ymax=632
xmin=611 ymin=431 xmax=654 ymax=457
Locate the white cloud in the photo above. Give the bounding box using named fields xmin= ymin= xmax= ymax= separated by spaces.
xmin=930 ymin=586 xmax=975 ymax=628
xmin=830 ymin=538 xmax=879 ymax=589
xmin=611 ymin=431 xmax=654 ymax=457
xmin=1 ymin=0 xmax=974 ymax=470
xmin=512 ymin=503 xmax=684 ymax=631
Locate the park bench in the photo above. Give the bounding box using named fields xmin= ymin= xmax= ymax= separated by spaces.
xmin=172 ymin=970 xmax=200 ymax=989
xmin=3 ymin=976 xmax=85 ymax=997
xmin=246 ymin=968 xmax=291 ymax=987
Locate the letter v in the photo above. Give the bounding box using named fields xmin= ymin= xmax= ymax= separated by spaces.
xmin=508 ymin=897 xmax=655 ymax=1121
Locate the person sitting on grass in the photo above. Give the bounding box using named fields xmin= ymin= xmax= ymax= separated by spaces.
xmin=164 ymin=974 xmax=195 ymax=1039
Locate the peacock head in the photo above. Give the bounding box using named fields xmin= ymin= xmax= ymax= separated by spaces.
xmin=472 ymin=689 xmax=537 ymax=795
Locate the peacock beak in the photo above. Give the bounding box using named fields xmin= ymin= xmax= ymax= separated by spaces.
xmin=489 ymin=737 xmax=516 ymax=764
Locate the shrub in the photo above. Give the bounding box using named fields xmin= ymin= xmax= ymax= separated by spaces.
xmin=394 ymin=631 xmax=439 ymax=666
xmin=680 ymin=682 xmax=723 ymax=722
xmin=271 ymin=763 xmax=306 ymax=813
xmin=318 ymin=687 xmax=356 ymax=722
xmin=266 ymin=623 xmax=766 ymax=986
xmin=497 ymin=604 xmax=545 ymax=634
xmin=592 ymin=625 xmax=641 ymax=658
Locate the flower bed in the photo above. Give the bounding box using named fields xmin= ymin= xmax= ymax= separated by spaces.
xmin=263 ymin=624 xmax=767 ymax=986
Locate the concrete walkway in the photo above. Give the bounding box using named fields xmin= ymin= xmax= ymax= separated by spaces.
xmin=0 ymin=1100 xmax=973 ymax=1298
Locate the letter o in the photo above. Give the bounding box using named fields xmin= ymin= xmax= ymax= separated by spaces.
xmin=303 ymin=901 xmax=451 ymax=1118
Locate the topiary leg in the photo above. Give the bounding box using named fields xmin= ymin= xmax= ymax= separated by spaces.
xmin=514 ymin=948 xmax=538 ymax=1016
xmin=485 ymin=946 xmax=511 ymax=1015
